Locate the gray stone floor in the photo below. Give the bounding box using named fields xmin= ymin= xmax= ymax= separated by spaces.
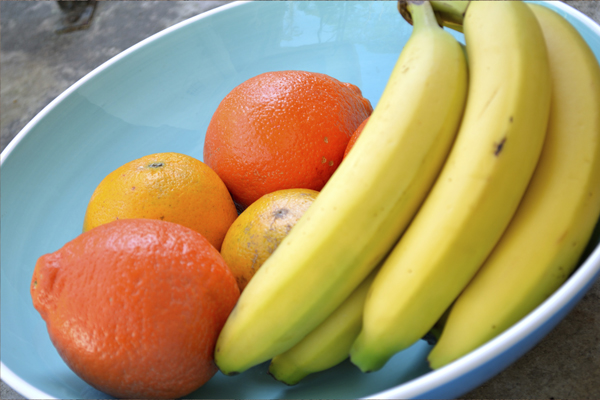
xmin=1 ymin=1 xmax=599 ymax=399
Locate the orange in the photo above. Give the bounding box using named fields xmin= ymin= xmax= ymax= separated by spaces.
xmin=83 ymin=152 xmax=238 ymax=250
xmin=203 ymin=70 xmax=372 ymax=209
xmin=30 ymin=218 xmax=240 ymax=399
xmin=220 ymin=188 xmax=319 ymax=291
xmin=344 ymin=116 xmax=370 ymax=159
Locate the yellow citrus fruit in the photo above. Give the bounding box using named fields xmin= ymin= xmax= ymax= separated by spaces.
xmin=83 ymin=152 xmax=238 ymax=251
xmin=220 ymin=188 xmax=319 ymax=291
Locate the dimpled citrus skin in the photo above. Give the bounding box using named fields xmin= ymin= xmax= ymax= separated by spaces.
xmin=30 ymin=218 xmax=240 ymax=399
xmin=203 ymin=70 xmax=372 ymax=209
xmin=221 ymin=189 xmax=319 ymax=291
xmin=82 ymin=152 xmax=238 ymax=251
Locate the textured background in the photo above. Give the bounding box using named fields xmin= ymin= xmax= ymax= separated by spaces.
xmin=2 ymin=1 xmax=599 ymax=399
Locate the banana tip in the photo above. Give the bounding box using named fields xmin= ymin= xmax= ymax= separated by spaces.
xmin=220 ymin=370 xmax=240 ymax=376
xmin=267 ymin=369 xmax=300 ymax=386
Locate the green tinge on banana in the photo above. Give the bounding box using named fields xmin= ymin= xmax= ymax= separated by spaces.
xmin=268 ymin=269 xmax=377 ymax=385
xmin=429 ymin=0 xmax=469 ymax=32
xmin=428 ymin=0 xmax=470 ymax=32
xmin=350 ymin=1 xmax=551 ymax=373
xmin=214 ymin=0 xmax=467 ymax=376
xmin=428 ymin=4 xmax=600 ymax=370
xmin=399 ymin=0 xmax=469 ymax=32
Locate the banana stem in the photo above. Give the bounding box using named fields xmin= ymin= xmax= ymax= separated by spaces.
xmin=430 ymin=0 xmax=470 ymax=32
xmin=405 ymin=1 xmax=443 ymax=32
xmin=430 ymin=1 xmax=469 ymax=24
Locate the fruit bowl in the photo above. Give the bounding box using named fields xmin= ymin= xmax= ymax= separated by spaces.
xmin=2 ymin=1 xmax=600 ymax=399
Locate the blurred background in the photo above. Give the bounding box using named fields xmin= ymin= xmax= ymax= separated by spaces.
xmin=1 ymin=1 xmax=599 ymax=399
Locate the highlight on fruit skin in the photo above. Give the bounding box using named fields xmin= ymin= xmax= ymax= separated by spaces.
xmin=31 ymin=218 xmax=240 ymax=399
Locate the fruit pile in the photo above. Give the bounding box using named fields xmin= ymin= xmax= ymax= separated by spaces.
xmin=215 ymin=0 xmax=600 ymax=382
xmin=30 ymin=0 xmax=600 ymax=398
xmin=30 ymin=70 xmax=371 ymax=398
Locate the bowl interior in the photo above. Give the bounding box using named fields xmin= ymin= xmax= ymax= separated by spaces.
xmin=2 ymin=1 xmax=600 ymax=399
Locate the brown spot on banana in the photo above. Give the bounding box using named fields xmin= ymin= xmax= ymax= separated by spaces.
xmin=494 ymin=137 xmax=506 ymax=156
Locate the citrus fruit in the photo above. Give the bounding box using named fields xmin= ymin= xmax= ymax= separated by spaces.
xmin=203 ymin=70 xmax=372 ymax=209
xmin=344 ymin=116 xmax=370 ymax=159
xmin=220 ymin=188 xmax=319 ymax=291
xmin=83 ymin=152 xmax=238 ymax=250
xmin=30 ymin=218 xmax=240 ymax=399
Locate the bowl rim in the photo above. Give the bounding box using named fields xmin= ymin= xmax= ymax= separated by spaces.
xmin=2 ymin=1 xmax=600 ymax=399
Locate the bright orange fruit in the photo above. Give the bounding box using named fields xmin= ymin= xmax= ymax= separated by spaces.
xmin=30 ymin=218 xmax=240 ymax=399
xmin=344 ymin=116 xmax=370 ymax=159
xmin=82 ymin=152 xmax=238 ymax=250
xmin=204 ymin=70 xmax=372 ymax=209
xmin=221 ymin=188 xmax=319 ymax=291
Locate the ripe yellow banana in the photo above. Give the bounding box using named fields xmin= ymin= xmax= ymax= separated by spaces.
xmin=268 ymin=268 xmax=377 ymax=385
xmin=427 ymin=3 xmax=600 ymax=370
xmin=350 ymin=0 xmax=551 ymax=373
xmin=214 ymin=1 xmax=468 ymax=375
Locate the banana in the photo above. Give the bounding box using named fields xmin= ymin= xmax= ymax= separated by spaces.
xmin=399 ymin=1 xmax=469 ymax=33
xmin=268 ymin=268 xmax=377 ymax=385
xmin=429 ymin=1 xmax=470 ymax=33
xmin=427 ymin=3 xmax=600 ymax=370
xmin=214 ymin=1 xmax=468 ymax=375
xmin=350 ymin=0 xmax=551 ymax=373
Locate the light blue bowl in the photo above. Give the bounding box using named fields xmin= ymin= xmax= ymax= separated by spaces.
xmin=2 ymin=1 xmax=600 ymax=399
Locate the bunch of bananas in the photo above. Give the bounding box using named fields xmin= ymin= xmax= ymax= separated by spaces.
xmin=214 ymin=0 xmax=600 ymax=384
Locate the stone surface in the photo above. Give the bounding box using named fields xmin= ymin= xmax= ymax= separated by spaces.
xmin=1 ymin=1 xmax=599 ymax=399
xmin=1 ymin=0 xmax=230 ymax=150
